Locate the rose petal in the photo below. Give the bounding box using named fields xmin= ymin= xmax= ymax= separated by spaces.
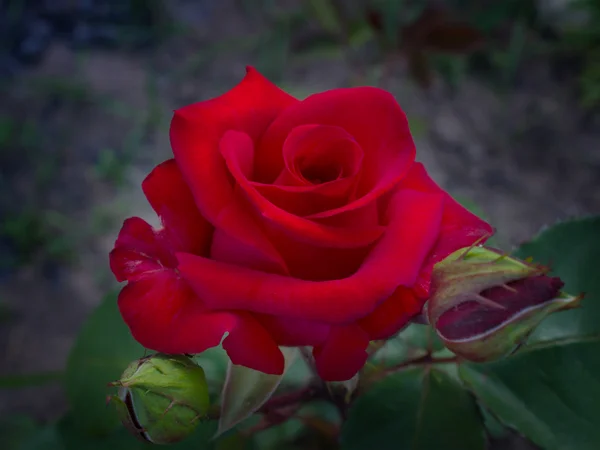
xmin=252 ymin=124 xmax=363 ymax=216
xmin=358 ymin=286 xmax=423 ymax=340
xmin=313 ymin=324 xmax=370 ymax=381
xmin=261 ymin=224 xmax=371 ymax=280
xmin=220 ymin=130 xmax=384 ymax=247
xmin=141 ymin=159 xmax=213 ymax=255
xmin=210 ymin=225 xmax=285 ymax=274
xmin=255 ymin=314 xmax=331 ymax=346
xmin=118 ymin=271 xmax=229 ymax=352
xmin=277 ymin=124 xmax=363 ymax=185
xmin=255 ymin=86 xmax=415 ymax=220
xmin=209 ymin=187 xmax=286 ymax=274
xmin=170 ymin=67 xmax=296 ymax=275
xmin=110 ymin=160 xmax=214 ymax=281
xmin=118 ymin=273 xmax=284 ymax=374
xmin=177 ymin=189 xmax=444 ymax=323
xmin=400 ymin=163 xmax=494 ymax=297
xmin=111 ymin=159 xmax=285 ymax=374
xmin=221 ymin=313 xmax=285 ymax=374
xmin=110 ymin=217 xmax=172 ymax=281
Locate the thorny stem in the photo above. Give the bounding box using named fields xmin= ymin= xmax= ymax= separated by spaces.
xmin=260 ymin=386 xmax=320 ymax=412
xmin=365 ymin=354 xmax=460 ymax=387
xmin=237 ymin=385 xmax=324 ymax=437
xmin=218 ymin=353 xmax=459 ymax=437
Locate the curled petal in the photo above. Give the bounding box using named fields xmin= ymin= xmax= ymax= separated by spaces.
xmin=110 ymin=165 xmax=285 ymax=374
xmin=142 ymin=159 xmax=212 ymax=255
xmin=275 ymin=124 xmax=363 ymax=187
xmin=170 ymin=67 xmax=296 ymax=274
xmin=118 ymin=273 xmax=284 ymax=374
xmin=313 ymin=325 xmax=370 ymax=381
xmin=110 ymin=160 xmax=214 ymax=283
xmin=401 ymin=163 xmax=494 ymax=297
xmin=221 ymin=313 xmax=285 ymax=374
xmin=255 ymin=86 xmax=416 ymax=220
xmin=358 ymin=286 xmax=423 ymax=340
xmin=255 ymin=124 xmax=363 ymax=216
xmin=110 ymin=217 xmax=173 ymax=281
xmin=256 ymin=314 xmax=330 ymax=346
xmin=177 ymin=189 xmax=444 ymax=323
xmin=117 ymin=271 xmax=229 ymax=353
xmin=220 ymin=130 xmax=384 ymax=247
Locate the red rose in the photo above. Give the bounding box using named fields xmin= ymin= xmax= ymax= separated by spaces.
xmin=110 ymin=67 xmax=492 ymax=381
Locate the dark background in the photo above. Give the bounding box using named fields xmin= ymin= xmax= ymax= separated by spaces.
xmin=0 ymin=1 xmax=598 ymax=448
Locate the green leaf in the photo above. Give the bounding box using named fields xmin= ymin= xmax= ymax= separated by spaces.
xmin=250 ymin=418 xmax=305 ymax=450
xmin=217 ymin=348 xmax=299 ymax=436
xmin=460 ymin=339 xmax=600 ymax=450
xmin=279 ymin=353 xmax=313 ymax=389
xmin=341 ymin=368 xmax=486 ymax=450
xmin=478 ymin=405 xmax=509 ymax=440
xmin=370 ymin=324 xmax=444 ymax=369
xmin=401 ymin=323 xmax=445 ymax=353
xmin=0 ymin=371 xmax=63 ymax=388
xmin=65 ymin=291 xmax=144 ymax=435
xmin=17 ymin=426 xmax=64 ymax=450
xmin=513 ymin=216 xmax=600 ymax=344
xmin=57 ymin=414 xmax=218 ymax=450
xmin=1 ymin=415 xmax=41 ymax=450
xmin=193 ymin=345 xmax=229 ymax=397
xmin=248 ymin=401 xmax=340 ymax=450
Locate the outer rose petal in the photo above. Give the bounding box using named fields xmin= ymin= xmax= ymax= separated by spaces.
xmin=110 ymin=158 xmax=284 ymax=374
xmin=313 ymin=325 xmax=370 ymax=381
xmin=142 ymin=159 xmax=212 ymax=255
xmin=400 ymin=163 xmax=494 ymax=297
xmin=177 ymin=189 xmax=444 ymax=323
xmin=358 ymin=286 xmax=423 ymax=340
xmin=261 ymin=224 xmax=372 ymax=280
xmin=220 ymin=130 xmax=384 ymax=247
xmin=118 ymin=272 xmax=284 ymax=374
xmin=255 ymin=86 xmax=416 ymax=220
xmin=110 ymin=217 xmax=171 ymax=281
xmin=170 ymin=67 xmax=297 ymax=274
xmin=255 ymin=314 xmax=330 ymax=346
xmin=221 ymin=313 xmax=285 ymax=374
xmin=117 ymin=271 xmax=228 ymax=352
xmin=111 ymin=217 xmax=285 ymax=375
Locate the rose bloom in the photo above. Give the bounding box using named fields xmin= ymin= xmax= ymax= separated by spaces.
xmin=110 ymin=67 xmax=492 ymax=381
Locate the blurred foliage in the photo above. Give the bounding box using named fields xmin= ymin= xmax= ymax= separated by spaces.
xmin=229 ymin=0 xmax=600 ymax=104
xmin=560 ymin=0 xmax=600 ymax=108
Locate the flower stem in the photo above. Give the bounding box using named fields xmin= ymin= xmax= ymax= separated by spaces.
xmin=358 ymin=354 xmax=459 ymax=393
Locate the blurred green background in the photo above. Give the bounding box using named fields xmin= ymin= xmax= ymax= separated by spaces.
xmin=0 ymin=0 xmax=599 ymax=448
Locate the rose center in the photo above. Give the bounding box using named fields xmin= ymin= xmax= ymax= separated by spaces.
xmin=297 ymin=151 xmax=347 ymax=185
xmin=276 ymin=124 xmax=363 ymax=187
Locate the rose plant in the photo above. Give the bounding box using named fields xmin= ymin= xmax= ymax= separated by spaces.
xmin=109 ymin=66 xmax=493 ymax=382
xmin=7 ymin=69 xmax=598 ymax=450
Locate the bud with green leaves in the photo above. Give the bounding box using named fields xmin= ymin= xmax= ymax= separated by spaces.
xmin=108 ymin=353 xmax=210 ymax=445
xmin=426 ymin=246 xmax=581 ymax=361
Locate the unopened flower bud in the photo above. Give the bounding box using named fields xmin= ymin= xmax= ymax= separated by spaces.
xmin=108 ymin=353 xmax=210 ymax=444
xmin=426 ymin=246 xmax=581 ymax=361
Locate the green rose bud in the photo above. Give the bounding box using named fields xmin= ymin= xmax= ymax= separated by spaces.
xmin=426 ymin=246 xmax=581 ymax=361
xmin=108 ymin=353 xmax=210 ymax=444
